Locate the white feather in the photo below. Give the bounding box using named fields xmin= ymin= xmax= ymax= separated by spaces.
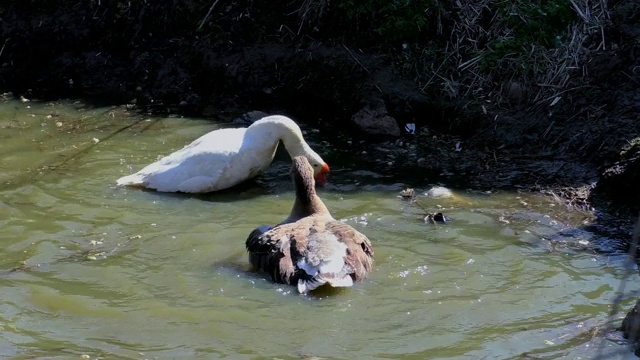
xmin=295 ymin=232 xmax=351 ymax=294
xmin=116 ymin=115 xmax=326 ymax=193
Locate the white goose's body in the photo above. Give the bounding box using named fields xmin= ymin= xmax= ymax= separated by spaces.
xmin=116 ymin=115 xmax=329 ymax=193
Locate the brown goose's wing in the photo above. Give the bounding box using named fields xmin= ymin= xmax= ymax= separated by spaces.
xmin=324 ymin=221 xmax=374 ymax=281
xmin=245 ymin=219 xmax=314 ymax=285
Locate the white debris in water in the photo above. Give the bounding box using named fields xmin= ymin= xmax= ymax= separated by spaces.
xmin=424 ymin=186 xmax=453 ymax=199
xmin=398 ymin=265 xmax=429 ymax=278
xmin=416 ymin=265 xmax=428 ymax=275
xmin=92 ymin=137 xmax=100 ymax=144
xmin=466 ymin=258 xmax=475 ymax=265
xmin=578 ymin=240 xmax=589 ymax=246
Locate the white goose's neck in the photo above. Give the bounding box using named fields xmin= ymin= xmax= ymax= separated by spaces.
xmin=248 ymin=115 xmax=310 ymax=157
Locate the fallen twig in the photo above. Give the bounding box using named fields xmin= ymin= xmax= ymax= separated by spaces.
xmin=342 ymin=44 xmax=369 ymax=73
xmin=198 ymin=0 xmax=220 ymax=31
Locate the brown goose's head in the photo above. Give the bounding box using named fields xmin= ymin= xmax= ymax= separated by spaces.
xmin=282 ymin=156 xmax=331 ymax=222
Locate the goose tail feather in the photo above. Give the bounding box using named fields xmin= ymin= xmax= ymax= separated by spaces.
xmin=116 ymin=174 xmax=145 ymax=187
xmin=297 ymin=274 xmax=354 ymax=294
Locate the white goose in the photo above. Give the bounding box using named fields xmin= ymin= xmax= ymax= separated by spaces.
xmin=116 ymin=115 xmax=330 ymax=193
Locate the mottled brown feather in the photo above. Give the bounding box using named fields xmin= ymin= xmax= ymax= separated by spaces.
xmin=245 ymin=156 xmax=374 ymax=291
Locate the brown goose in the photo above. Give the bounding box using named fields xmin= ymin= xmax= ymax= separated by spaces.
xmin=245 ymin=156 xmax=374 ymax=294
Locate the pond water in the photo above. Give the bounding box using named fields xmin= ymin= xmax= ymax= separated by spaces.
xmin=0 ymin=98 xmax=638 ymax=359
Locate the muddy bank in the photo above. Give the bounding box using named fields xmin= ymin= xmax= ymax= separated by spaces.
xmin=0 ymin=1 xmax=638 ymax=218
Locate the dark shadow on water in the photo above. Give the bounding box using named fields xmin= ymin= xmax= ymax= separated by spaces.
xmin=123 ymin=176 xmax=277 ymax=203
xmin=305 ymin=284 xmax=353 ymax=298
xmin=211 ymin=255 xmax=250 ymax=277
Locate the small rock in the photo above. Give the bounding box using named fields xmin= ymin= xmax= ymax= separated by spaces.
xmin=351 ymin=98 xmax=401 ymax=136
xmin=424 ymin=212 xmax=448 ymax=224
xmin=595 ymin=140 xmax=640 ymax=209
xmin=232 ymin=111 xmax=270 ymax=125
xmin=505 ymin=81 xmax=525 ymax=103
xmin=622 ymin=298 xmax=640 ymax=341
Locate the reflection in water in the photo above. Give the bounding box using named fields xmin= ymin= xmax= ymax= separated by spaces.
xmin=0 ymin=99 xmax=637 ymax=359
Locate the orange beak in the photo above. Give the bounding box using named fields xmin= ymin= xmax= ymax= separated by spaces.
xmin=314 ymin=163 xmax=330 ymax=186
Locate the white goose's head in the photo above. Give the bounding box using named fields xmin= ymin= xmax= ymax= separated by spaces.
xmin=305 ymin=149 xmax=330 ymax=186
xmin=255 ymin=115 xmax=330 ymax=185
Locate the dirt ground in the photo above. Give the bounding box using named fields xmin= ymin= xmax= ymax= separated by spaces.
xmin=0 ymin=1 xmax=638 ymax=225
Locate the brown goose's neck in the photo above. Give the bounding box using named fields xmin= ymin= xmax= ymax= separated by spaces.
xmin=284 ymin=171 xmax=330 ymax=221
xmin=290 ymin=190 xmax=329 ymax=217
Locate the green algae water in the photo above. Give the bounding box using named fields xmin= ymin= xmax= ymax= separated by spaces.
xmin=0 ymin=98 xmax=636 ymax=359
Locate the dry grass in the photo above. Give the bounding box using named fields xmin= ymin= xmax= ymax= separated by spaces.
xmin=295 ymin=0 xmax=330 ymax=34
xmin=410 ymin=0 xmax=611 ymax=107
xmin=287 ymin=0 xmax=610 ymax=109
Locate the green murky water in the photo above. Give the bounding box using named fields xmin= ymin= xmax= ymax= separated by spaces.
xmin=0 ymin=99 xmax=637 ymax=359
